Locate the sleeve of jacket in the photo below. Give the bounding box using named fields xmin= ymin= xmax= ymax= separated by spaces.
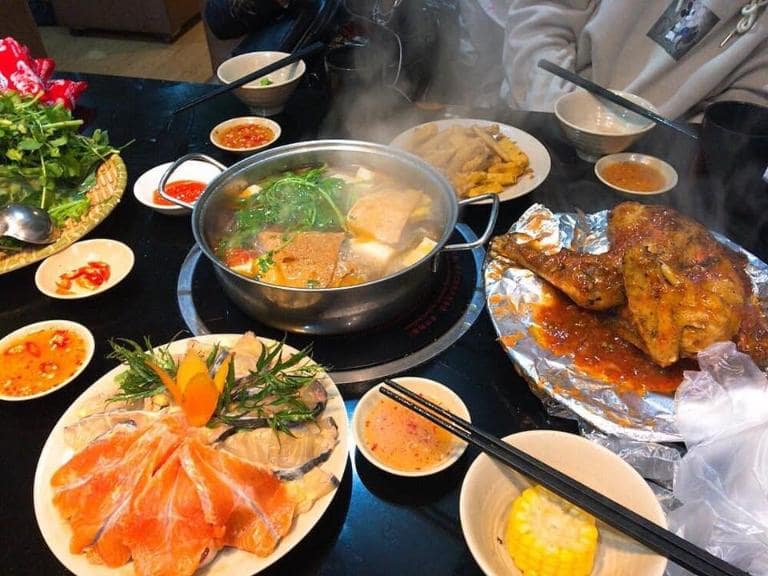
xmin=702 ymin=38 xmax=768 ymax=113
xmin=501 ymin=0 xmax=596 ymax=111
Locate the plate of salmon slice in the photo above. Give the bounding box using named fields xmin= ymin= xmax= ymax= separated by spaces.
xmin=33 ymin=334 xmax=348 ymax=576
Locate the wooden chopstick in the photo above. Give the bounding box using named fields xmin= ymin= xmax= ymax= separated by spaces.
xmin=173 ymin=41 xmax=326 ymax=114
xmin=537 ymin=59 xmax=699 ymax=141
xmin=379 ymin=379 xmax=748 ymax=576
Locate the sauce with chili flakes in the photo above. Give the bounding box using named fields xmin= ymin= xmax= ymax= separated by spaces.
xmin=0 ymin=328 xmax=88 ymax=397
xmin=601 ymin=161 xmax=666 ymax=192
xmin=362 ymin=396 xmax=455 ymax=471
xmin=56 ymin=261 xmax=110 ymax=295
xmin=219 ymin=123 xmax=274 ymax=149
xmin=152 ymin=180 xmax=206 ymax=206
xmin=529 ymin=288 xmax=690 ymax=394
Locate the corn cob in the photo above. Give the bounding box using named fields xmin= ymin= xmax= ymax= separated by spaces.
xmin=505 ymin=485 xmax=599 ymax=576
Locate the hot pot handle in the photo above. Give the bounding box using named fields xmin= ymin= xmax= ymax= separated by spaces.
xmin=157 ymin=153 xmax=227 ymax=209
xmin=442 ymin=193 xmax=500 ymax=252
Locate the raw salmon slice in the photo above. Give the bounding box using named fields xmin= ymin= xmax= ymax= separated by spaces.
xmin=93 ymin=416 xmax=187 ymax=567
xmin=51 ymin=414 xmax=185 ymax=558
xmin=122 ymin=451 xmax=220 ymax=576
xmin=51 ymin=422 xmax=139 ymax=493
xmin=181 ymin=438 xmax=295 ymax=556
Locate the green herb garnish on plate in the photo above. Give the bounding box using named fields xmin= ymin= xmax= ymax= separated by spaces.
xmin=213 ymin=339 xmax=322 ymax=434
xmin=107 ymin=337 xmax=178 ymax=402
xmin=107 ymin=336 xmax=323 ymax=435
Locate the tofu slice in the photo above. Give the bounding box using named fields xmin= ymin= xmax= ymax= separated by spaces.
xmin=401 ymin=237 xmax=438 ymax=267
xmin=258 ymin=231 xmax=345 ymax=288
xmin=347 ymin=189 xmax=424 ymax=245
xmin=347 ymin=239 xmax=395 ymax=269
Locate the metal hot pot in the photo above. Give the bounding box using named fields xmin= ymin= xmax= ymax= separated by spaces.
xmin=159 ymin=140 xmax=498 ymax=334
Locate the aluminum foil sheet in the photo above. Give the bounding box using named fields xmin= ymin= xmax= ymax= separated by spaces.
xmin=485 ymin=203 xmax=768 ymax=443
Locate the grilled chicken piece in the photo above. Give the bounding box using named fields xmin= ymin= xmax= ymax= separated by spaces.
xmin=607 ymin=202 xmax=716 ymax=254
xmin=736 ymin=302 xmax=768 ymax=368
xmin=495 ymin=201 xmax=768 ymax=368
xmin=492 ymin=235 xmax=624 ymax=310
xmin=622 ymin=243 xmax=747 ymax=367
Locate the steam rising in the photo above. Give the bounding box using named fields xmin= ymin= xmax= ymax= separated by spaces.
xmin=317 ymin=1 xmax=768 ymax=255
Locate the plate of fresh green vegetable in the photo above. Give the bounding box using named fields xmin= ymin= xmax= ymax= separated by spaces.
xmin=0 ymin=92 xmax=126 ymax=274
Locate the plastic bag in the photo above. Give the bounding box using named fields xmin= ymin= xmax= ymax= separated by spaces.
xmin=668 ymin=341 xmax=768 ymax=575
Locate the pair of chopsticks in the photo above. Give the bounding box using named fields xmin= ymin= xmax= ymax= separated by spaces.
xmin=173 ymin=41 xmax=326 ymax=114
xmin=379 ymin=379 xmax=748 ymax=576
xmin=537 ymin=59 xmax=699 ymax=141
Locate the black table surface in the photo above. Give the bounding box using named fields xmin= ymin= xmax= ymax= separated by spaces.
xmin=2 ymin=73 xmax=766 ymax=576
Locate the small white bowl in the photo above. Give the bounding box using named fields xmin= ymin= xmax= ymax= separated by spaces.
xmin=133 ymin=160 xmax=221 ymax=215
xmin=209 ymin=116 xmax=281 ymax=154
xmin=217 ymin=51 xmax=306 ymax=116
xmin=35 ymin=239 xmax=134 ymax=299
xmin=595 ymin=153 xmax=678 ymax=195
xmin=460 ymin=430 xmax=667 ymax=576
xmin=555 ymin=89 xmax=657 ymax=162
xmin=0 ymin=320 xmax=94 ymax=401
xmin=352 ymin=377 xmax=470 ymax=477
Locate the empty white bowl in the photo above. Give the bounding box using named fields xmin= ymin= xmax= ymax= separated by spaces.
xmin=555 ymin=89 xmax=657 ymax=162
xmin=460 ymin=430 xmax=667 ymax=576
xmin=133 ymin=160 xmax=221 ymax=215
xmin=0 ymin=320 xmax=94 ymax=401
xmin=217 ymin=51 xmax=306 ymax=116
xmin=209 ymin=116 xmax=281 ymax=154
xmin=35 ymin=239 xmax=134 ymax=299
xmin=595 ymin=152 xmax=678 ymax=196
xmin=352 ymin=377 xmax=470 ymax=477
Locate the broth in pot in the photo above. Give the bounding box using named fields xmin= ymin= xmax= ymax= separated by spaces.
xmin=215 ymin=164 xmax=445 ymax=288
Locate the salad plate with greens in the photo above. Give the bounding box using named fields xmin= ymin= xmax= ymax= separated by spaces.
xmin=0 ymin=92 xmax=126 ymax=274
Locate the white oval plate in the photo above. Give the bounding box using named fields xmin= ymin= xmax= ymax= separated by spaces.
xmin=391 ymin=118 xmax=552 ymax=203
xmin=460 ymin=430 xmax=667 ymax=576
xmin=0 ymin=320 xmax=94 ymax=401
xmin=35 ymin=239 xmax=134 ymax=300
xmin=133 ymin=160 xmax=221 ymax=215
xmin=352 ymin=377 xmax=469 ymax=477
xmin=33 ymin=334 xmax=348 ymax=576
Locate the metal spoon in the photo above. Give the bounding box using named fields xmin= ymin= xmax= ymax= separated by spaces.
xmin=0 ymin=204 xmax=55 ymax=244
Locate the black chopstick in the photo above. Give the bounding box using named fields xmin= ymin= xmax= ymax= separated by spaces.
xmin=173 ymin=41 xmax=326 ymax=114
xmin=537 ymin=59 xmax=699 ymax=141
xmin=379 ymin=379 xmax=748 ymax=576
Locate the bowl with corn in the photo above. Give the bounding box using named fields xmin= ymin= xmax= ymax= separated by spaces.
xmin=459 ymin=430 xmax=667 ymax=576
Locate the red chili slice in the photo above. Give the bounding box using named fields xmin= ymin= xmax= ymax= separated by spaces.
xmin=56 ymin=261 xmax=111 ymax=293
xmin=25 ymin=342 xmax=41 ymax=357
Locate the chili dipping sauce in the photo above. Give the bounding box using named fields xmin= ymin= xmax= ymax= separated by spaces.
xmin=1 ymin=328 xmax=88 ymax=397
xmin=601 ymin=161 xmax=666 ymax=192
xmin=219 ymin=123 xmax=275 ymax=149
xmin=362 ymin=395 xmax=456 ymax=472
xmin=153 ymin=180 xmax=206 ymax=206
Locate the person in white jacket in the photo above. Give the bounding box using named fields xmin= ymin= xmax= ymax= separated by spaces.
xmin=462 ymin=0 xmax=768 ymax=120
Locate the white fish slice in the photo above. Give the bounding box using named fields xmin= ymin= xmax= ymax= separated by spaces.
xmin=220 ymin=417 xmax=339 ymax=480
xmin=63 ymin=409 xmax=163 ymax=451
